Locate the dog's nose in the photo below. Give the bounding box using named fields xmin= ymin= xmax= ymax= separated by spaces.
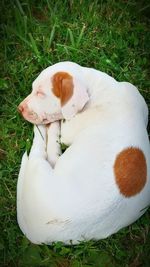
xmin=18 ymin=104 xmax=24 ymax=113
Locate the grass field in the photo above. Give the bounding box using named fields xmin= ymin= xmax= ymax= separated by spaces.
xmin=0 ymin=0 xmax=150 ymax=266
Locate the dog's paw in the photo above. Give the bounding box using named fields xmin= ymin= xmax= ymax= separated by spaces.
xmin=46 ymin=122 xmax=61 ymax=167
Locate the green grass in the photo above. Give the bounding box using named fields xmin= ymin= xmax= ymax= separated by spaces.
xmin=0 ymin=0 xmax=150 ymax=266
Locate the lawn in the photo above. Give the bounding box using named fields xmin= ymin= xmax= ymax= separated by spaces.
xmin=0 ymin=0 xmax=150 ymax=266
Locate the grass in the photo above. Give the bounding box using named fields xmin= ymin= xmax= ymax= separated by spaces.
xmin=0 ymin=0 xmax=150 ymax=266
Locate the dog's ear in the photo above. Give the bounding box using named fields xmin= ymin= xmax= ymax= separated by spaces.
xmin=52 ymin=72 xmax=89 ymax=120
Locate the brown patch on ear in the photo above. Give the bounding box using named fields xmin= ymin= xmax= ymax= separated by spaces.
xmin=114 ymin=147 xmax=147 ymax=197
xmin=52 ymin=72 xmax=73 ymax=106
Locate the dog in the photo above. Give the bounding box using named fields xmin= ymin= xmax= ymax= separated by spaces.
xmin=17 ymin=61 xmax=150 ymax=244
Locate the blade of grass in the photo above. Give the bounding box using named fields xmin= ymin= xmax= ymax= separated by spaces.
xmin=76 ymin=24 xmax=86 ymax=47
xmin=15 ymin=0 xmax=25 ymax=16
xmin=45 ymin=0 xmax=52 ymax=12
xmin=36 ymin=125 xmax=44 ymax=141
xmin=48 ymin=24 xmax=56 ymax=48
xmin=24 ymin=15 xmax=28 ymax=37
xmin=7 ymin=26 xmax=31 ymax=47
xmin=56 ymin=43 xmax=83 ymax=52
xmin=28 ymin=33 xmax=40 ymax=58
xmin=67 ymin=28 xmax=75 ymax=47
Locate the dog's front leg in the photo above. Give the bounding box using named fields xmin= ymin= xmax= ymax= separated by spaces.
xmin=29 ymin=125 xmax=47 ymax=159
xmin=46 ymin=121 xmax=61 ymax=168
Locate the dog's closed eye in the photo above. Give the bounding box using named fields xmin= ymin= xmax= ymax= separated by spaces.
xmin=36 ymin=91 xmax=45 ymax=98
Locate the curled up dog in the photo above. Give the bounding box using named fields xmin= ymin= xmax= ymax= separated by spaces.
xmin=17 ymin=61 xmax=150 ymax=244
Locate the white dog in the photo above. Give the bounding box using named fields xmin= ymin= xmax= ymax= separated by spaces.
xmin=17 ymin=61 xmax=150 ymax=244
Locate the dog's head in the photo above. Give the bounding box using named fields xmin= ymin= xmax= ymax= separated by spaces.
xmin=18 ymin=64 xmax=89 ymax=124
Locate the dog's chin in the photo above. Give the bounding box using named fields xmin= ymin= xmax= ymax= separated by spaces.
xmin=42 ymin=113 xmax=63 ymax=124
xmin=21 ymin=112 xmax=63 ymax=125
xmin=22 ymin=117 xmax=43 ymax=125
xmin=22 ymin=117 xmax=57 ymax=125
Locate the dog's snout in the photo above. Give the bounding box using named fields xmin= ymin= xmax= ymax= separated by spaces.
xmin=18 ymin=104 xmax=24 ymax=113
xmin=18 ymin=101 xmax=28 ymax=114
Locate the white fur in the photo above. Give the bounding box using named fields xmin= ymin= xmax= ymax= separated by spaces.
xmin=17 ymin=62 xmax=150 ymax=244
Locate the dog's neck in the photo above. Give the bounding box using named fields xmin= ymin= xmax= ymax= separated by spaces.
xmin=79 ymin=67 xmax=118 ymax=112
xmin=83 ymin=67 xmax=117 ymax=96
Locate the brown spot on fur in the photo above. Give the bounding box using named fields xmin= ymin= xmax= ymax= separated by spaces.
xmin=114 ymin=147 xmax=147 ymax=197
xmin=52 ymin=72 xmax=73 ymax=106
